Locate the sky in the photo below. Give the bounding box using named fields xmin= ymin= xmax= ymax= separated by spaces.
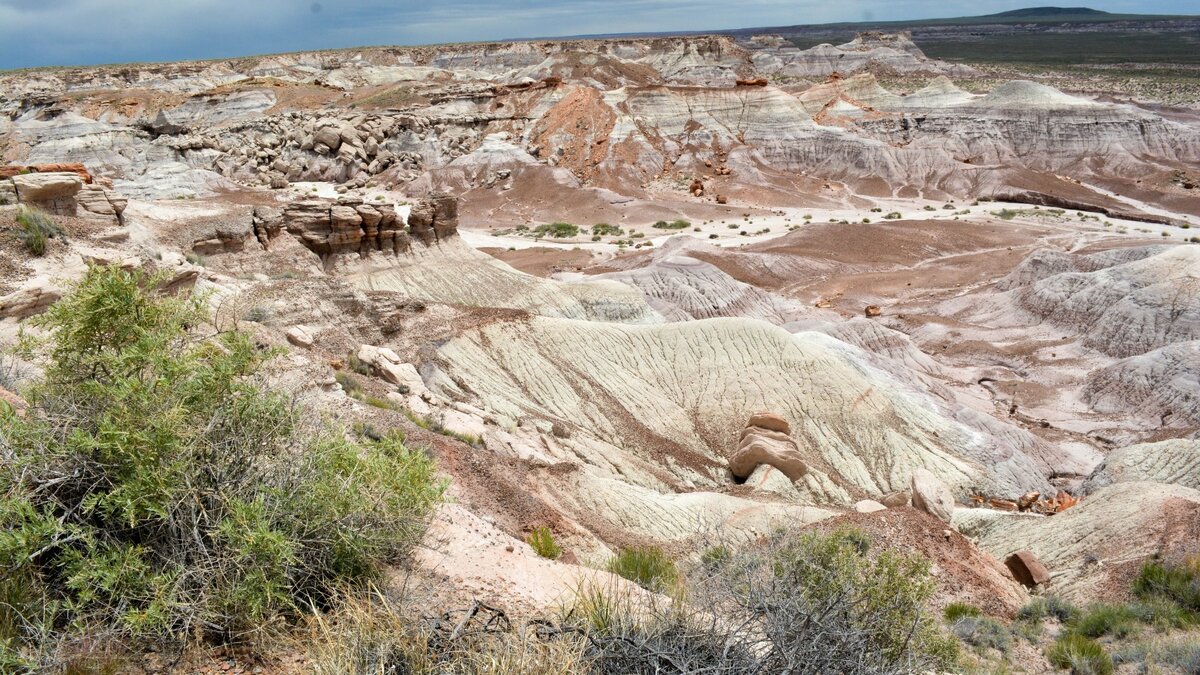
xmin=0 ymin=0 xmax=1191 ymax=70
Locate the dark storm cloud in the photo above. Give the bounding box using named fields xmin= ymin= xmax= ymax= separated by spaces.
xmin=0 ymin=0 xmax=1189 ymax=69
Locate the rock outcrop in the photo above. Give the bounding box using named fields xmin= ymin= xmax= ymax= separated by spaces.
xmin=911 ymin=468 xmax=956 ymax=522
xmin=1081 ymin=439 xmax=1200 ymax=493
xmin=730 ymin=414 xmax=807 ymax=482
xmin=249 ymin=193 xmax=457 ymax=266
xmin=1 ymin=171 xmax=126 ymax=224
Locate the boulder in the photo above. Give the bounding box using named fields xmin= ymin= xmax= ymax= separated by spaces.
xmin=1004 ymin=550 xmax=1051 ymax=588
xmin=911 ymin=468 xmax=956 ymax=522
xmin=356 ymin=345 xmax=427 ymax=395
xmin=407 ymin=192 xmax=459 ymax=244
xmin=730 ymin=426 xmax=807 ymax=481
xmin=854 ymin=499 xmax=887 ymax=513
xmin=149 ymin=109 xmax=187 ymax=136
xmin=313 ymin=125 xmax=343 ymax=152
xmin=746 ymin=412 xmax=790 ymax=434
xmin=12 ymin=172 xmax=83 ymax=202
xmin=286 ymin=326 xmax=315 ymax=349
xmin=745 ymin=464 xmax=803 ymax=498
xmin=880 ymin=490 xmax=911 ymax=507
xmin=864 ymin=304 xmax=882 ymax=318
xmin=0 ymin=279 xmax=61 ymax=320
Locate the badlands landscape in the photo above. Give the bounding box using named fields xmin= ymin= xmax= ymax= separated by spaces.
xmin=2 ymin=6 xmax=1200 ymax=674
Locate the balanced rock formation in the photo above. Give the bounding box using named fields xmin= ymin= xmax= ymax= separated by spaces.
xmin=730 ymin=413 xmax=807 ymax=482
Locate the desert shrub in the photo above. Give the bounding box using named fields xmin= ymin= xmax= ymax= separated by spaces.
xmin=578 ymin=527 xmax=957 ymax=674
xmin=950 ymin=616 xmax=1011 ymax=655
xmin=347 ymin=353 xmax=373 ymax=376
xmin=0 ymin=265 xmax=443 ymax=667
xmin=1126 ymin=596 xmax=1198 ymax=630
xmin=608 ymin=546 xmax=677 ymax=592
xmin=244 ymin=306 xmax=272 ymax=323
xmin=700 ymin=545 xmax=731 ymax=571
xmin=307 ymin=591 xmax=587 ymax=674
xmin=1114 ymin=638 xmax=1200 ymax=673
xmin=1019 ymin=596 xmax=1079 ymax=623
xmin=994 ymin=208 xmax=1019 ymax=220
xmin=1071 ymin=603 xmax=1139 ymax=639
xmin=570 ymin=585 xmax=760 ymax=674
xmin=15 ymin=208 xmax=64 ymax=256
xmin=1133 ymin=558 xmax=1200 ymax=612
xmin=883 ymin=211 xmax=902 ymax=219
xmin=944 ymin=602 xmax=983 ymax=621
xmin=335 ymin=371 xmax=362 ymax=393
xmin=185 ymin=252 xmax=206 ymax=266
xmin=526 ymin=527 xmax=562 ymax=560
xmin=923 ymin=205 xmax=937 ymax=212
xmin=652 ymin=219 xmax=690 ymax=230
xmin=591 ymin=223 xmax=622 ymax=236
xmin=1047 ymin=634 xmax=1113 ymax=675
xmin=534 ymin=222 xmax=579 ymax=238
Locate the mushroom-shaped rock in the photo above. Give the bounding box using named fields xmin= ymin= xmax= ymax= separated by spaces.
xmin=911 ymin=468 xmax=956 ymax=522
xmin=730 ymin=415 xmax=807 ymax=482
xmin=746 ymin=412 xmax=790 ymax=435
xmin=1004 ymin=550 xmax=1051 ymax=588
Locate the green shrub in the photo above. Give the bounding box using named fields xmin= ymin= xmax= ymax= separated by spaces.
xmin=1133 ymin=558 xmax=1200 ymax=612
xmin=700 ymin=545 xmax=731 ymax=571
xmin=1047 ymin=634 xmax=1113 ymax=675
xmin=580 ymin=527 xmax=958 ymax=673
xmin=951 ymin=616 xmax=1011 ymax=654
xmin=15 ymin=208 xmax=64 ymax=256
xmin=608 ymin=546 xmax=678 ymax=592
xmin=533 ymin=222 xmax=579 ymax=238
xmin=591 ymin=223 xmax=622 ymax=236
xmin=884 ymin=211 xmax=902 ymax=219
xmin=1114 ymin=638 xmax=1200 ymax=673
xmin=244 ymin=306 xmax=272 ymax=323
xmin=526 ymin=527 xmax=562 ymax=560
xmin=1127 ymin=596 xmax=1198 ymax=630
xmin=652 ymin=219 xmax=690 ymax=230
xmin=0 ymin=265 xmax=444 ymax=666
xmin=1019 ymin=596 xmax=1079 ymax=623
xmin=1071 ymin=603 xmax=1138 ymax=639
xmin=944 ymin=602 xmax=982 ymax=621
xmin=335 ymin=371 xmax=362 ymax=393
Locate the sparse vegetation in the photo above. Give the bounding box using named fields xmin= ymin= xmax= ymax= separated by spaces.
xmin=533 ymin=222 xmax=580 ymax=238
xmin=884 ymin=211 xmax=902 ymax=219
xmin=526 ymin=526 xmax=562 ymax=560
xmin=591 ymin=223 xmax=622 ymax=236
xmin=652 ymin=219 xmax=690 ymax=230
xmin=1133 ymin=557 xmax=1200 ymax=615
xmin=607 ymin=546 xmax=677 ymax=592
xmin=1047 ymin=633 xmax=1113 ymax=675
xmin=944 ymin=602 xmax=983 ymax=621
xmin=15 ymin=207 xmax=64 ymax=256
xmin=582 ymin=527 xmax=957 ymax=673
xmin=951 ymin=615 xmax=1012 ymax=655
xmin=0 ymin=265 xmax=444 ymax=669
